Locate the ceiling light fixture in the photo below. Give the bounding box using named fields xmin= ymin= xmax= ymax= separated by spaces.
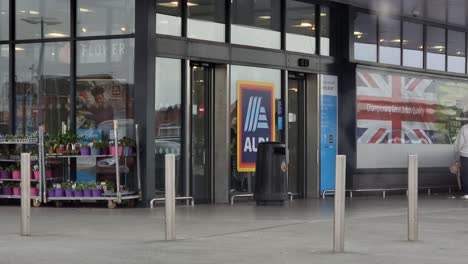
xmin=29 ymin=11 xmax=39 ymax=15
xmin=293 ymin=22 xmax=314 ymax=28
xmin=121 ymin=27 xmax=127 ymax=32
xmin=79 ymin=8 xmax=94 ymax=13
xmin=15 ymin=47 xmax=25 ymax=51
xmin=82 ymin=28 xmax=87 ymax=33
xmin=46 ymin=32 xmax=67 ymax=38
xmin=258 ymin=15 xmax=271 ymax=20
xmin=354 ymin=31 xmax=363 ymax=36
xmin=320 ymin=12 xmax=327 ymax=17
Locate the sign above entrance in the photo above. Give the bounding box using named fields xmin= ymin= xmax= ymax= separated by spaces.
xmin=237 ymin=81 xmax=276 ymax=172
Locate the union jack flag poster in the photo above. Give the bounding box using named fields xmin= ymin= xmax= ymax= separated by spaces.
xmin=356 ymin=68 xmax=466 ymax=145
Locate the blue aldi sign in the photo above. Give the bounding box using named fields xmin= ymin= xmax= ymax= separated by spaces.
xmin=237 ymin=81 xmax=276 ymax=172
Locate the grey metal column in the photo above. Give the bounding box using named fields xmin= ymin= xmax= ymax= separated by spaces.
xmin=334 ymin=155 xmax=346 ymax=252
xmin=408 ymin=155 xmax=418 ymax=241
xmin=165 ymin=154 xmax=176 ymax=240
xmin=21 ymin=153 xmax=31 ymax=236
xmin=184 ymin=60 xmax=192 ymax=202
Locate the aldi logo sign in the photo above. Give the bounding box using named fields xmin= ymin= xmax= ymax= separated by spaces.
xmin=237 ymin=81 xmax=276 ymax=172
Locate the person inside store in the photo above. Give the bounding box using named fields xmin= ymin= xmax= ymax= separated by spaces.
xmin=454 ymin=116 xmax=468 ymax=199
xmin=83 ymin=86 xmax=114 ymax=127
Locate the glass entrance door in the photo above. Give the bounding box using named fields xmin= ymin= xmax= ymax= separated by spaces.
xmin=288 ymin=73 xmax=306 ymax=197
xmin=191 ymin=64 xmax=212 ymax=202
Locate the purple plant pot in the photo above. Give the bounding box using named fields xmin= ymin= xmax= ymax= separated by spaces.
xmin=65 ymin=190 xmax=74 ymax=197
xmin=55 ymin=188 xmax=65 ymax=197
xmin=122 ymin=147 xmax=133 ymax=156
xmin=74 ymin=190 xmax=84 ymax=197
xmin=80 ymin=147 xmax=90 ymax=156
xmin=83 ymin=189 xmax=93 ymax=197
xmin=100 ymin=148 xmax=109 ymax=155
xmin=92 ymin=189 xmax=102 ymax=197
xmin=2 ymin=187 xmax=12 ymax=196
xmin=0 ymin=170 xmax=10 ymax=179
xmin=47 ymin=189 xmax=55 ymax=197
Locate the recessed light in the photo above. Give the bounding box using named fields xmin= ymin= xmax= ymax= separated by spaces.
xmin=19 ymin=10 xmax=26 ymax=14
xmin=354 ymin=31 xmax=363 ymax=36
xmin=158 ymin=1 xmax=179 ymax=7
xmin=121 ymin=27 xmax=127 ymax=32
xmin=79 ymin=8 xmax=94 ymax=13
xmin=47 ymin=32 xmax=67 ymax=38
xmin=258 ymin=15 xmax=271 ymax=20
xmin=320 ymin=12 xmax=327 ymax=17
xmin=82 ymin=28 xmax=87 ymax=33
xmin=29 ymin=11 xmax=39 ymax=15
xmin=15 ymin=47 xmax=25 ymax=51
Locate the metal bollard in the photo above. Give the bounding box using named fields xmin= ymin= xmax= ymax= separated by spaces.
xmin=21 ymin=153 xmax=31 ymax=236
xmin=165 ymin=154 xmax=176 ymax=241
xmin=408 ymin=155 xmax=418 ymax=241
xmin=334 ymin=155 xmax=346 ymax=253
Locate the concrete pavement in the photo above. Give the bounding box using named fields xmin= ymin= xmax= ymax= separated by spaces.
xmin=0 ymin=195 xmax=467 ymax=264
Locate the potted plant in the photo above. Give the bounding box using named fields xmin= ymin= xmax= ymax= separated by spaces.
xmin=12 ymin=182 xmax=21 ymax=196
xmin=9 ymin=165 xmax=21 ymax=180
xmin=108 ymin=140 xmax=123 ymax=156
xmin=73 ymin=182 xmax=84 ymax=197
xmin=45 ymin=165 xmax=53 ymax=179
xmin=83 ymin=183 xmax=93 ymax=197
xmin=2 ymin=182 xmax=13 ymax=195
xmin=89 ymin=141 xmax=101 ymax=156
xmin=101 ymin=180 xmax=116 ymax=194
xmin=47 ymin=187 xmax=55 ymax=198
xmin=0 ymin=166 xmax=10 ymax=179
xmin=55 ymin=134 xmax=66 ymax=155
xmin=99 ymin=140 xmax=110 ymax=155
xmin=79 ymin=143 xmax=91 ymax=156
xmin=45 ymin=135 xmax=58 ymax=155
xmin=63 ymin=181 xmax=74 ymax=197
xmin=54 ymin=183 xmax=64 ymax=197
xmin=92 ymin=183 xmax=102 ymax=197
xmin=30 ymin=183 xmax=39 ymax=197
xmin=119 ymin=137 xmax=135 ymax=156
xmin=32 ymin=165 xmax=40 ymax=180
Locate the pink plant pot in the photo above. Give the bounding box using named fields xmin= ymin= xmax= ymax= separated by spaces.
xmin=33 ymin=170 xmax=40 ymax=180
xmin=30 ymin=187 xmax=39 ymax=197
xmin=13 ymin=187 xmax=21 ymax=196
xmin=12 ymin=170 xmax=21 ymax=180
xmin=46 ymin=170 xmax=53 ymax=179
xmin=109 ymin=146 xmax=123 ymax=156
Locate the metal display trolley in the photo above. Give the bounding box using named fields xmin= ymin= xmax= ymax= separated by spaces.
xmin=44 ymin=121 xmax=142 ymax=209
xmin=0 ymin=127 xmax=46 ymax=207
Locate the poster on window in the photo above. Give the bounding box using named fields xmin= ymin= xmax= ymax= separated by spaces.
xmin=356 ymin=67 xmax=468 ymax=168
xmin=237 ymin=81 xmax=276 ymax=172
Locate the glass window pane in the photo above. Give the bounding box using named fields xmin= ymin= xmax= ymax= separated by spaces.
xmin=0 ymin=45 xmax=8 ymax=133
xmin=187 ymin=0 xmax=225 ymax=42
xmin=448 ymin=0 xmax=466 ymax=26
xmin=286 ymin=0 xmax=316 ymax=54
xmin=403 ymin=0 xmax=424 ymax=18
xmin=76 ymin=39 xmax=134 ymax=134
xmin=78 ymin=0 xmax=135 ymax=37
xmin=379 ymin=17 xmax=400 ymax=65
xmin=403 ymin=22 xmax=423 ymax=68
xmin=231 ymin=0 xmax=281 ymax=49
xmin=155 ymin=57 xmax=181 ymax=193
xmin=447 ymin=30 xmax=465 ymax=73
xmin=427 ymin=0 xmax=447 ymax=23
xmin=156 ymin=0 xmax=182 ymax=36
xmin=229 ymin=65 xmax=282 ymax=192
xmin=16 ymin=0 xmax=70 ymax=40
xmin=353 ymin=12 xmax=377 ymax=62
xmin=320 ymin=6 xmax=331 ymax=56
xmin=426 ymin=26 xmax=446 ymax=71
xmin=0 ymin=0 xmax=8 ymax=40
xmin=15 ymin=42 xmax=70 ymax=135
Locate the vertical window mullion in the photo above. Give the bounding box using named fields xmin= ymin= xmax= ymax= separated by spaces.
xmin=9 ymin=0 xmax=15 ymax=134
xmin=225 ymin=0 xmax=230 ymax=43
xmin=70 ymin=0 xmax=77 ymax=131
xmin=181 ymin=0 xmax=187 ymax=37
xmin=315 ymin=4 xmax=321 ymax=55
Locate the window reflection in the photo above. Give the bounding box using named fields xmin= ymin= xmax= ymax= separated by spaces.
xmin=0 ymin=0 xmax=8 ymax=40
xmin=448 ymin=0 xmax=466 ymax=26
xmin=426 ymin=26 xmax=446 ymax=71
xmin=447 ymin=30 xmax=466 ymax=74
xmin=76 ymin=39 xmax=134 ymax=136
xmin=286 ymin=0 xmax=316 ymax=54
xmin=427 ymin=0 xmax=447 ymax=23
xmin=156 ymin=0 xmax=182 ymax=36
xmin=353 ymin=12 xmax=377 ymax=62
xmin=403 ymin=22 xmax=423 ymax=68
xmin=78 ymin=0 xmax=135 ymax=37
xmin=15 ymin=42 xmax=70 ymax=134
xmin=0 ymin=45 xmax=8 ymax=133
xmin=16 ymin=0 xmax=70 ymax=40
xmin=187 ymin=0 xmax=225 ymax=42
xmin=320 ymin=6 xmax=331 ymax=56
xmin=155 ymin=57 xmax=181 ymax=194
xmin=379 ymin=17 xmax=400 ymax=65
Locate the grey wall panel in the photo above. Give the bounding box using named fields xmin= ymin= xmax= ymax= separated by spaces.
xmin=188 ymin=40 xmax=230 ymax=62
xmin=306 ymin=74 xmax=319 ymax=198
xmin=213 ymin=65 xmax=230 ymax=203
xmin=156 ymin=36 xmax=187 ymax=58
xmin=231 ymin=46 xmax=286 ymax=67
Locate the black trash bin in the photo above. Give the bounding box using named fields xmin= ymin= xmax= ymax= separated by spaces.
xmin=254 ymin=142 xmax=288 ymax=205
